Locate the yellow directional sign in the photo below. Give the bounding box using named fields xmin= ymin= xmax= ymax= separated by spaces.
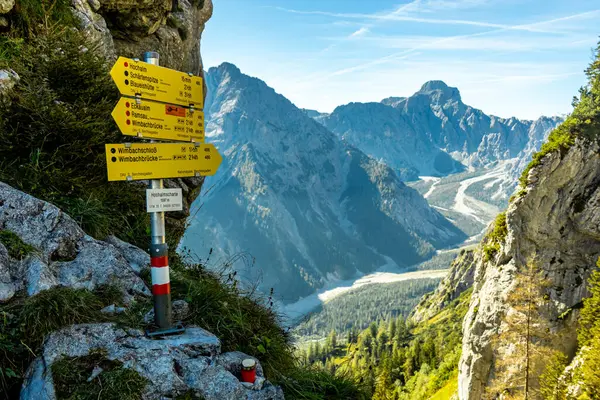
xmin=105 ymin=143 xmax=222 ymax=181
xmin=112 ymin=97 xmax=204 ymax=142
xmin=110 ymin=56 xmax=203 ymax=107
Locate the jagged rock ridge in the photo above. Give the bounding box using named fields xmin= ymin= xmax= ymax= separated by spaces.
xmin=319 ymin=81 xmax=561 ymax=181
xmin=181 ymin=63 xmax=467 ymax=303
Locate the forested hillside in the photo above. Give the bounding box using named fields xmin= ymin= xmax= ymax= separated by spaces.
xmin=294 ymin=278 xmax=440 ymax=340
xmin=302 ymin=287 xmax=471 ymax=399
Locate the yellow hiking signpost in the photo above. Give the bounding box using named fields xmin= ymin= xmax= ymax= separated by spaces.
xmin=105 ymin=142 xmax=222 ymax=181
xmin=106 ymin=51 xmax=223 ymax=337
xmin=111 ymin=97 xmax=205 ymax=142
xmin=110 ymin=56 xmax=204 ymax=107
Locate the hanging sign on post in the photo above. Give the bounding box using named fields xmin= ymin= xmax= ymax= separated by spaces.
xmin=110 ymin=56 xmax=204 ymax=107
xmin=111 ymin=97 xmax=205 ymax=142
xmin=146 ymin=188 xmax=183 ymax=212
xmin=105 ymin=142 xmax=222 ymax=181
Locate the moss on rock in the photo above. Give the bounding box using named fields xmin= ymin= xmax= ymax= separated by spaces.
xmin=0 ymin=230 xmax=36 ymax=260
xmin=52 ymin=350 xmax=148 ymax=400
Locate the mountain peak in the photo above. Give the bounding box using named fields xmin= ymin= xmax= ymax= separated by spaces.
xmin=420 ymin=80 xmax=449 ymax=92
xmin=210 ymin=62 xmax=242 ymax=77
xmin=417 ymin=80 xmax=461 ymax=103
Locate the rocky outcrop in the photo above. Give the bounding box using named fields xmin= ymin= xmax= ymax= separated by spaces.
xmin=410 ymin=249 xmax=476 ymax=324
xmin=0 ymin=182 xmax=150 ymax=302
xmin=71 ymin=0 xmax=213 ymax=73
xmin=20 ymin=323 xmax=284 ymax=400
xmin=458 ymin=138 xmax=600 ymax=399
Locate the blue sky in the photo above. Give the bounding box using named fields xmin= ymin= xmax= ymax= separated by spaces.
xmin=202 ymin=0 xmax=599 ymax=120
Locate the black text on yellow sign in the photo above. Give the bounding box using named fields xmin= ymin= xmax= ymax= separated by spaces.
xmin=110 ymin=56 xmax=203 ymax=107
xmin=112 ymin=98 xmax=204 ymax=142
xmin=105 ymin=143 xmax=222 ymax=181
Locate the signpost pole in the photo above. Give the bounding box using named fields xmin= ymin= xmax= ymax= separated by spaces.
xmin=142 ymin=51 xmax=172 ymax=331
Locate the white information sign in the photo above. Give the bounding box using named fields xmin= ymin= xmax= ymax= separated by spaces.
xmin=146 ymin=188 xmax=183 ymax=212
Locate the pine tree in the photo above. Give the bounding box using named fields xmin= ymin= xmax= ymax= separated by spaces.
xmin=579 ymin=259 xmax=600 ymax=397
xmin=487 ymin=262 xmax=554 ymax=400
xmin=539 ymin=351 xmax=568 ymax=400
xmin=389 ymin=319 xmax=397 ymax=340
xmin=373 ymin=352 xmax=394 ymax=400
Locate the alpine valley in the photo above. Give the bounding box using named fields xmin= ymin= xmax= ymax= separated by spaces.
xmin=180 ymin=64 xmax=560 ymax=304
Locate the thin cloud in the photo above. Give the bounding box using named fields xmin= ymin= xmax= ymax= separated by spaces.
xmin=274 ymin=6 xmax=566 ymax=34
xmin=350 ymin=27 xmax=370 ymax=37
xmin=346 ymin=34 xmax=594 ymax=52
xmin=325 ymin=9 xmax=600 ymax=78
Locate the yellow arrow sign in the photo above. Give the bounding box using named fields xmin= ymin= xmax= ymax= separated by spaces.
xmin=112 ymin=97 xmax=204 ymax=142
xmin=105 ymin=143 xmax=222 ymax=181
xmin=110 ymin=56 xmax=203 ymax=107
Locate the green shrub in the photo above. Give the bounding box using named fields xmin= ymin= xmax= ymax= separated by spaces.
xmin=52 ymin=350 xmax=148 ymax=400
xmin=520 ymin=42 xmax=600 ymax=188
xmin=0 ymin=230 xmax=36 ymax=260
xmin=0 ymin=29 xmax=152 ymax=248
xmin=482 ymin=213 xmax=507 ymax=262
xmin=11 ymin=0 xmax=77 ymax=38
xmin=278 ymin=367 xmax=367 ymax=400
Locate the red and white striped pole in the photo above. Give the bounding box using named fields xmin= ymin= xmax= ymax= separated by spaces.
xmin=142 ymin=51 xmax=172 ymax=330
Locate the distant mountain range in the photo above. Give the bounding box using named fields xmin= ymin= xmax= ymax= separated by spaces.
xmin=310 ymin=81 xmax=561 ymax=181
xmin=180 ymin=64 xmax=467 ymax=303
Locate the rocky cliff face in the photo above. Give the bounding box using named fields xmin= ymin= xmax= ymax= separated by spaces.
xmin=458 ymin=138 xmax=600 ymax=399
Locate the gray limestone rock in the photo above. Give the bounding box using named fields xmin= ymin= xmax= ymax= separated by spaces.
xmin=106 ymin=235 xmax=150 ymax=274
xmin=410 ymin=249 xmax=475 ymax=324
xmin=0 ymin=182 xmax=150 ymax=301
xmin=20 ymin=323 xmax=284 ymax=400
xmin=0 ymin=242 xmax=15 ymax=302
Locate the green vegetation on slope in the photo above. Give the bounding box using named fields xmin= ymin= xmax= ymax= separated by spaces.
xmin=0 ymin=286 xmax=137 ymax=398
xmin=520 ymin=41 xmax=600 ymax=187
xmin=482 ymin=212 xmax=507 ymax=262
xmin=303 ymin=287 xmax=472 ymax=399
xmin=575 ymin=259 xmax=600 ymax=396
xmin=0 ymin=29 xmax=153 ymax=248
xmin=294 ymin=278 xmax=441 ymax=340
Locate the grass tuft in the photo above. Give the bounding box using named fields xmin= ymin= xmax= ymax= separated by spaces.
xmin=0 ymin=230 xmax=36 ymax=260
xmin=52 ymin=350 xmax=148 ymax=400
xmin=278 ymin=367 xmax=367 ymax=400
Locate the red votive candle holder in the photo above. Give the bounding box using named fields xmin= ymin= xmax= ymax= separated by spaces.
xmin=241 ymin=358 xmax=257 ymax=383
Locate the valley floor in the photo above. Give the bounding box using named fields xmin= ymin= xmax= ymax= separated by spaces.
xmin=281 ymin=267 xmax=449 ymax=322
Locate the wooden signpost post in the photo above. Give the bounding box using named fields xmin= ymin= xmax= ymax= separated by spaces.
xmin=106 ymin=52 xmax=222 ymax=337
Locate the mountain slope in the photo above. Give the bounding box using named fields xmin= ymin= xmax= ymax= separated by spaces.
xmin=321 ymin=81 xmax=560 ymax=181
xmin=181 ymin=63 xmax=466 ymax=303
